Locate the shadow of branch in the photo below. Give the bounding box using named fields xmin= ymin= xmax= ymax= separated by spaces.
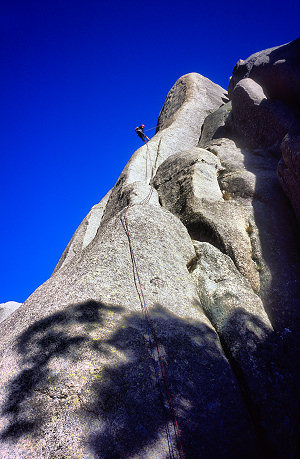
xmin=0 ymin=300 xmax=122 ymax=441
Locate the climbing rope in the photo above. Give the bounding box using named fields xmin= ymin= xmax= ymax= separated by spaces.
xmin=143 ymin=125 xmax=158 ymax=132
xmin=120 ymin=140 xmax=185 ymax=459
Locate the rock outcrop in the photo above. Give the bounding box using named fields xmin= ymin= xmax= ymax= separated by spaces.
xmin=0 ymin=302 xmax=22 ymax=324
xmin=278 ymin=120 xmax=300 ymax=222
xmin=228 ymin=38 xmax=300 ymax=108
xmin=231 ymin=78 xmax=293 ymax=150
xmin=228 ymin=37 xmax=300 ymax=224
xmin=0 ymin=45 xmax=300 ymax=458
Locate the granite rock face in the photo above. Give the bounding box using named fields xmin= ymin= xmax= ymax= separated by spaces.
xmin=153 ymin=144 xmax=260 ymax=291
xmin=99 ymin=73 xmax=228 ymax=225
xmin=191 ymin=242 xmax=297 ymax=456
xmin=228 ymin=37 xmax=300 ymax=230
xmin=1 ymin=50 xmax=300 ymax=459
xmin=231 ymin=78 xmax=293 ymax=150
xmin=278 ymin=120 xmax=300 ymax=223
xmin=198 ymin=101 xmax=232 ymax=147
xmin=228 ymin=37 xmax=300 ymax=108
xmin=53 ymin=190 xmax=112 ymax=273
xmin=0 ymin=302 xmax=22 ymax=324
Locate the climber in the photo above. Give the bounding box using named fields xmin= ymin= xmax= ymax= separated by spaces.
xmin=135 ymin=124 xmax=150 ymax=143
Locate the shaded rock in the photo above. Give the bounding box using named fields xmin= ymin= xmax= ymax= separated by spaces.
xmin=204 ymin=138 xmax=300 ymax=331
xmin=231 ymin=78 xmax=294 ymax=150
xmin=187 ymin=202 xmax=260 ymax=291
xmin=153 ymin=146 xmax=260 ymax=291
xmin=229 ymin=37 xmax=300 ymax=109
xmin=191 ymin=241 xmax=271 ymax=334
xmin=199 ymin=101 xmax=232 ymax=147
xmin=228 ymin=38 xmax=300 ymax=232
xmin=0 ymin=302 xmax=22 ymax=324
xmin=278 ymin=121 xmax=300 ymax=223
xmin=191 ymin=242 xmax=298 ymax=458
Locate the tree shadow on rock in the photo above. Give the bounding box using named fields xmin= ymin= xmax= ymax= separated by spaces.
xmin=0 ymin=300 xmax=123 ymax=442
xmin=85 ymin=304 xmax=260 ymax=459
xmin=1 ymin=302 xmax=274 ymax=458
xmin=219 ymin=307 xmax=300 ymax=459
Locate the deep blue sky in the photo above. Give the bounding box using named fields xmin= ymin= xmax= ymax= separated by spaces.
xmin=1 ymin=0 xmax=299 ymax=302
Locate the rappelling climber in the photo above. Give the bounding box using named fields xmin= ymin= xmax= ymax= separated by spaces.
xmin=135 ymin=124 xmax=150 ymax=143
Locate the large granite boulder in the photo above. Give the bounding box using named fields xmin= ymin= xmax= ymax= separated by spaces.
xmin=228 ymin=37 xmax=300 ymax=109
xmin=0 ymin=62 xmax=300 ymax=459
xmin=228 ymin=38 xmax=300 ymax=231
xmin=153 ymin=145 xmax=261 ymax=291
xmin=231 ymin=78 xmax=293 ymax=150
xmin=0 ymin=74 xmax=261 ymax=458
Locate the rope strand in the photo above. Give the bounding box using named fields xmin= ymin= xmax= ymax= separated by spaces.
xmin=143 ymin=125 xmax=158 ymax=132
xmin=120 ymin=139 xmax=185 ymax=459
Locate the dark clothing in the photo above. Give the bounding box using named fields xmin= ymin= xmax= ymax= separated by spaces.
xmin=135 ymin=125 xmax=149 ymax=143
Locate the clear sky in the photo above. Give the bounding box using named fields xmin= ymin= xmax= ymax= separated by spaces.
xmin=1 ymin=0 xmax=299 ymax=303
